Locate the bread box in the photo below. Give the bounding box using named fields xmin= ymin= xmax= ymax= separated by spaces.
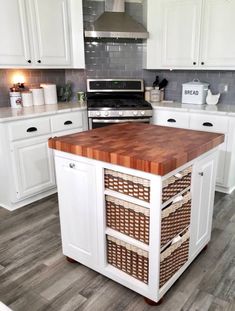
xmin=182 ymin=79 xmax=209 ymax=105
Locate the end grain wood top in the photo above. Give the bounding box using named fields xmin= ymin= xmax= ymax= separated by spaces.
xmin=48 ymin=123 xmax=224 ymax=176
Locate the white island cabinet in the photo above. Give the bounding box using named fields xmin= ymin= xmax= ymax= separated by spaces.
xmin=0 ymin=0 xmax=85 ymax=68
xmin=0 ymin=104 xmax=88 ymax=211
xmin=50 ymin=123 xmax=223 ymax=304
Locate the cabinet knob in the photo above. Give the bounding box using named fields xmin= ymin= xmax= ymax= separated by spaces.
xmin=69 ymin=163 xmax=75 ymax=169
xmin=201 ymin=62 xmax=205 ymax=65
xmin=27 ymin=60 xmax=31 ymax=63
xmin=199 ymin=172 xmax=204 ymax=176
xmin=193 ymin=62 xmax=196 ymax=65
xmin=38 ymin=60 xmax=41 ymax=63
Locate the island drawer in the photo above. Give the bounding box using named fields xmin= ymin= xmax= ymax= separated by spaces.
xmin=106 ymin=195 xmax=149 ymax=244
xmin=162 ymin=166 xmax=192 ymax=203
xmin=160 ymin=229 xmax=190 ymax=288
xmin=107 ymin=235 xmax=149 ymax=284
xmin=161 ymin=191 xmax=191 ymax=247
xmin=104 ymin=169 xmax=150 ymax=202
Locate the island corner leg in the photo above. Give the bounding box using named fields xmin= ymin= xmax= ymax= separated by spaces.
xmin=144 ymin=297 xmax=163 ymax=306
xmin=66 ymin=256 xmax=79 ymax=264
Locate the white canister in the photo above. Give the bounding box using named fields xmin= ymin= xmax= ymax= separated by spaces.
xmin=21 ymin=91 xmax=33 ymax=107
xmin=40 ymin=84 xmax=57 ymax=105
xmin=9 ymin=92 xmax=22 ymax=109
xmin=182 ymin=79 xmax=209 ymax=105
xmin=30 ymin=87 xmax=45 ymax=106
xmin=151 ymin=87 xmax=161 ymax=102
xmin=145 ymin=87 xmax=153 ymax=101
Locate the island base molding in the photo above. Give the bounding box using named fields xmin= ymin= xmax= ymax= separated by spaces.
xmin=54 ymin=147 xmax=218 ymax=303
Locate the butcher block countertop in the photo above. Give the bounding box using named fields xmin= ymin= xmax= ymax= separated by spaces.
xmin=48 ymin=123 xmax=224 ymax=176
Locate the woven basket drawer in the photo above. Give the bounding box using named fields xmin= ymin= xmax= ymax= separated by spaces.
xmin=162 ymin=166 xmax=192 ymax=203
xmin=104 ymin=169 xmax=150 ymax=202
xmin=107 ymin=235 xmax=149 ymax=284
xmin=161 ymin=192 xmax=191 ymax=247
xmin=159 ymin=229 xmax=190 ymax=288
xmin=106 ymin=195 xmax=150 ymax=244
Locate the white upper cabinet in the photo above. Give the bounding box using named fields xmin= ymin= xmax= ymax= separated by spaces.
xmin=200 ymin=0 xmax=235 ymax=68
xmin=28 ymin=0 xmax=71 ymax=66
xmin=147 ymin=0 xmax=202 ymax=69
xmin=0 ymin=0 xmax=85 ymax=68
xmin=0 ymin=0 xmax=31 ymax=66
xmin=146 ymin=0 xmax=235 ymax=70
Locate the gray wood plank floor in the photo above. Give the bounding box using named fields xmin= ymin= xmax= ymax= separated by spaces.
xmin=0 ymin=191 xmax=234 ymax=311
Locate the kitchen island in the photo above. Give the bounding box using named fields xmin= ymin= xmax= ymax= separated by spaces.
xmin=49 ymin=123 xmax=224 ymax=304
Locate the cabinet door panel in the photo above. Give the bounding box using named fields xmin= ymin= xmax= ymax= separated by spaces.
xmin=29 ymin=0 xmax=71 ymax=66
xmin=0 ymin=0 xmax=31 ymax=66
xmin=55 ymin=156 xmax=98 ymax=266
xmin=11 ymin=136 xmax=55 ymax=201
xmin=161 ymin=0 xmax=202 ymax=68
xmin=201 ymin=0 xmax=235 ymax=67
xmin=190 ymin=152 xmax=217 ymax=258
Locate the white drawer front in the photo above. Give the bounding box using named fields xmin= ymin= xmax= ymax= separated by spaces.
xmin=51 ymin=112 xmax=83 ymax=133
xmin=154 ymin=110 xmax=190 ymax=128
xmin=9 ymin=118 xmax=51 ymax=141
xmin=190 ymin=114 xmax=229 ymax=133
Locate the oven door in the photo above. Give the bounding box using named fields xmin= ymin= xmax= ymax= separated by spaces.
xmin=89 ymin=118 xmax=151 ymax=129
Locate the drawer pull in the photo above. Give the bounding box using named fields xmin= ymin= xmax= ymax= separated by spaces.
xmin=69 ymin=163 xmax=75 ymax=169
xmin=199 ymin=172 xmax=204 ymax=176
xmin=202 ymin=122 xmax=213 ymax=127
xmin=64 ymin=120 xmax=73 ymax=125
xmin=26 ymin=127 xmax=38 ymax=133
xmin=167 ymin=118 xmax=176 ymax=123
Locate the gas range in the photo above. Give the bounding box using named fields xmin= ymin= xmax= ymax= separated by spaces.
xmin=87 ymin=79 xmax=153 ymax=128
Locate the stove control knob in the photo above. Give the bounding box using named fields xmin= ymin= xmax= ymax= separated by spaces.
xmin=104 ymin=111 xmax=109 ymax=116
xmin=133 ymin=111 xmax=138 ymax=116
xmin=141 ymin=111 xmax=145 ymax=116
xmin=96 ymin=112 xmax=101 ymax=116
xmin=119 ymin=111 xmax=123 ymax=116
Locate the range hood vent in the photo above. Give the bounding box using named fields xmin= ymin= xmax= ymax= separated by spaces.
xmin=84 ymin=0 xmax=149 ymax=39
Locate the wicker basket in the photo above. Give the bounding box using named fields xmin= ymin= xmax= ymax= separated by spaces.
xmin=104 ymin=169 xmax=150 ymax=202
xmin=161 ymin=192 xmax=191 ymax=247
xmin=162 ymin=166 xmax=192 ymax=203
xmin=159 ymin=229 xmax=190 ymax=288
xmin=106 ymin=195 xmax=150 ymax=244
xmin=107 ymin=235 xmax=149 ymax=284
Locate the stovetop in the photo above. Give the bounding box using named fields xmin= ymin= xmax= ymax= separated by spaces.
xmin=87 ymin=94 xmax=152 ymax=111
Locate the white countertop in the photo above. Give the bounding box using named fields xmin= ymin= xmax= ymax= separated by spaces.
xmin=150 ymin=101 xmax=235 ymax=116
xmin=0 ymin=102 xmax=87 ymax=122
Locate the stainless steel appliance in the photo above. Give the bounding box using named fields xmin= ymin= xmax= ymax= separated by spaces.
xmin=87 ymin=79 xmax=153 ymax=129
xmin=84 ymin=0 xmax=149 ymax=39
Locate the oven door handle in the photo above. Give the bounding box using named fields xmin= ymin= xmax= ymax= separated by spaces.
xmin=92 ymin=118 xmax=150 ymax=124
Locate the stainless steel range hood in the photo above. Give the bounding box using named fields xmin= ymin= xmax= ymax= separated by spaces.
xmin=84 ymin=0 xmax=149 ymax=39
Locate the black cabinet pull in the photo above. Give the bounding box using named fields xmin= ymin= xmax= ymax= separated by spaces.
xmin=167 ymin=118 xmax=176 ymax=123
xmin=64 ymin=120 xmax=73 ymax=125
xmin=202 ymin=122 xmax=213 ymax=127
xmin=193 ymin=62 xmax=196 ymax=65
xmin=201 ymin=62 xmax=205 ymax=65
xmin=38 ymin=60 xmax=41 ymax=63
xmin=27 ymin=60 xmax=31 ymax=63
xmin=27 ymin=127 xmax=38 ymax=132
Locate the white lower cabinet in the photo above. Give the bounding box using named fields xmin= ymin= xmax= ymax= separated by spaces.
xmin=190 ymin=151 xmax=217 ymax=258
xmin=153 ymin=109 xmax=234 ymax=193
xmin=11 ymin=136 xmax=55 ymax=202
xmin=55 ymin=156 xmax=98 ymax=267
xmin=0 ymin=108 xmax=87 ymax=210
